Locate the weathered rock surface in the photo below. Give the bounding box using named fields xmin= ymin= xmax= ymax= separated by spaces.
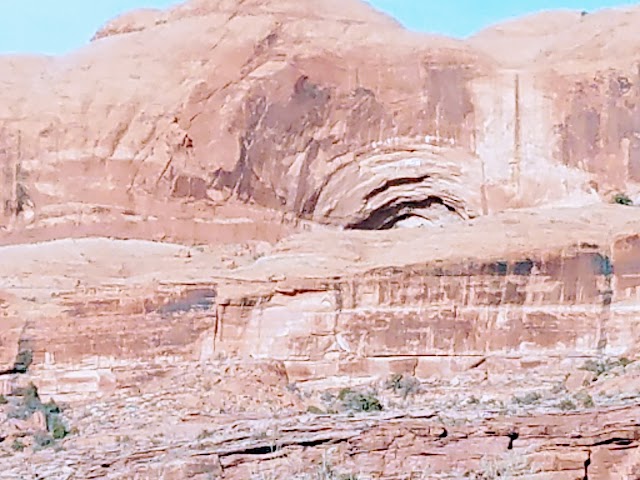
xmin=3 ymin=0 xmax=640 ymax=478
xmin=2 ymin=206 xmax=640 ymax=477
xmin=5 ymin=0 xmax=640 ymax=242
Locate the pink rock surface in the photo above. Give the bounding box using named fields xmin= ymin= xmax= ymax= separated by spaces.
xmin=3 ymin=1 xmax=640 ymax=478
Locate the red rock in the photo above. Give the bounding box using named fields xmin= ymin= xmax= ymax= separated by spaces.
xmin=3 ymin=0 xmax=640 ymax=477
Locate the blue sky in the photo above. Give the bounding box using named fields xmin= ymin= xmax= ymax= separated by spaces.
xmin=0 ymin=0 xmax=637 ymax=55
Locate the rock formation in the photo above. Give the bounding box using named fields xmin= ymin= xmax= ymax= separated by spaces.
xmin=6 ymin=0 xmax=640 ymax=243
xmin=2 ymin=0 xmax=640 ymax=478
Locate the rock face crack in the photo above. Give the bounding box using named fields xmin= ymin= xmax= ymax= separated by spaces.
xmin=346 ymin=195 xmax=461 ymax=230
xmin=592 ymin=437 xmax=634 ymax=447
xmin=584 ymin=451 xmax=591 ymax=480
xmin=8 ymin=1 xmax=640 ymax=478
xmin=363 ymin=174 xmax=433 ymax=201
xmin=192 ymin=430 xmax=360 ymax=459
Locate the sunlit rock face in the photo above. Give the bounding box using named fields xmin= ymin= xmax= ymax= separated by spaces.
xmin=4 ymin=1 xmax=640 ymax=241
xmin=5 ymin=1 xmax=640 ymax=478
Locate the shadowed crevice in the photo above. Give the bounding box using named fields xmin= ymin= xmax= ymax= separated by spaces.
xmin=346 ymin=196 xmax=460 ymax=230
xmin=364 ymin=174 xmax=433 ymax=202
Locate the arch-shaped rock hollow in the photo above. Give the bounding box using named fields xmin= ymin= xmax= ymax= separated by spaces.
xmin=312 ymin=144 xmax=484 ymax=230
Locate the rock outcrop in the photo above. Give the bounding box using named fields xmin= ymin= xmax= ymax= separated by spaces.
xmin=3 ymin=0 xmax=640 ymax=478
xmin=4 ymin=0 xmax=640 ymax=243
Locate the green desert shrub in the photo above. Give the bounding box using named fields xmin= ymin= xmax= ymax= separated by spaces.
xmin=7 ymin=382 xmax=69 ymax=440
xmin=11 ymin=439 xmax=25 ymax=452
xmin=50 ymin=415 xmax=68 ymax=440
xmin=338 ymin=388 xmax=383 ymax=413
xmin=613 ymin=193 xmax=633 ymax=206
xmin=581 ymin=357 xmax=633 ymax=380
xmin=557 ymin=399 xmax=577 ymax=411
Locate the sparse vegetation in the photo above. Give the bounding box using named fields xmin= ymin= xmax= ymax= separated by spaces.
xmin=8 ymin=383 xmax=41 ymax=419
xmin=557 ymin=399 xmax=577 ymax=411
xmin=197 ymin=429 xmax=213 ymax=440
xmin=580 ymin=357 xmax=633 ymax=380
xmin=10 ymin=439 xmax=25 ymax=452
xmin=338 ymin=388 xmax=383 ymax=413
xmin=311 ymin=459 xmax=360 ymax=480
xmin=12 ymin=349 xmax=33 ymax=374
xmin=252 ymin=251 xmax=266 ymax=262
xmin=50 ymin=416 xmax=68 ymax=440
xmin=467 ymin=395 xmax=481 ymax=405
xmin=6 ymin=382 xmax=70 ymax=443
xmin=33 ymin=432 xmax=55 ymax=450
xmin=613 ymin=193 xmax=633 ymax=206
xmin=513 ymin=391 xmax=541 ymax=406
xmin=574 ymin=391 xmax=595 ymax=409
xmin=582 ymin=359 xmax=611 ymax=376
xmin=306 ymin=405 xmax=325 ymax=415
xmin=593 ymin=253 xmax=614 ymax=277
xmin=250 ymin=465 xmax=363 ymax=480
xmin=384 ymin=374 xmax=421 ymax=398
xmin=0 ymin=394 xmax=7 ymax=405
xmin=285 ymin=383 xmax=300 ymax=394
xmin=619 ymin=357 xmax=633 ymax=368
xmin=466 ymin=453 xmax=531 ymax=479
xmin=551 ymin=381 xmax=567 ymax=395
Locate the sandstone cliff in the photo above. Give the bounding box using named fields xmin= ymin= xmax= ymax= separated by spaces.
xmin=3 ymin=1 xmax=640 ymax=479
xmin=4 ymin=0 xmax=640 ymax=243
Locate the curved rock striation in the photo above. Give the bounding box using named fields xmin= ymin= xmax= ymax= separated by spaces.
xmin=4 ymin=0 xmax=640 ymax=242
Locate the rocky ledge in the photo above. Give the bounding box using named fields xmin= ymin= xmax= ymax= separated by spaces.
xmin=3 ymin=0 xmax=640 ymax=478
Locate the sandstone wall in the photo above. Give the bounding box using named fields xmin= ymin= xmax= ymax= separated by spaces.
xmin=2 ymin=1 xmax=640 ymax=244
xmin=4 ymin=5 xmax=640 ymax=474
xmin=9 ymin=221 xmax=640 ymax=389
xmin=212 ymin=247 xmax=622 ymax=380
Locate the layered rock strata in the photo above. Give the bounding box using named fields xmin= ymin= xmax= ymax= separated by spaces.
xmin=3 ymin=0 xmax=640 ymax=478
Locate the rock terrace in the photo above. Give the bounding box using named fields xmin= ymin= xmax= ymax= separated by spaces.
xmin=3 ymin=0 xmax=640 ymax=478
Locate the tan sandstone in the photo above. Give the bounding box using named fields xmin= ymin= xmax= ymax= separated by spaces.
xmin=3 ymin=0 xmax=640 ymax=478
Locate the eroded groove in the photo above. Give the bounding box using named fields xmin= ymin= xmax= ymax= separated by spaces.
xmin=347 ymin=195 xmax=460 ymax=230
xmin=193 ymin=431 xmax=359 ymax=459
xmin=592 ymin=437 xmax=634 ymax=447
xmin=364 ymin=174 xmax=432 ymax=202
